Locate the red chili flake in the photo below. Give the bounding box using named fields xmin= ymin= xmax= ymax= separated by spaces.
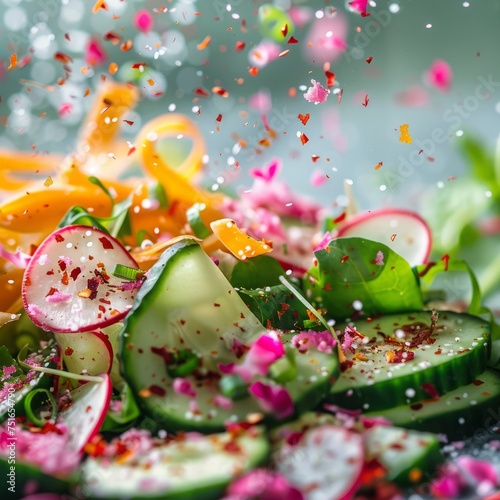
xmin=410 ymin=403 xmax=423 ymax=411
xmin=418 ymin=149 xmax=424 ymax=155
xmin=127 ymin=145 xmax=136 ymax=156
xmin=58 ymin=259 xmax=67 ymax=272
xmin=216 ymin=113 xmax=222 ymax=122
xmin=55 ymin=233 xmax=65 ymax=243
xmin=197 ymin=35 xmax=212 ymax=51
xmin=421 ymin=382 xmax=440 ymax=400
xmin=213 ymin=86 xmax=229 ymax=97
xmin=131 ymin=62 xmax=147 ymax=69
xmin=7 ymin=54 xmax=18 ymax=71
xmin=311 ymin=155 xmax=320 ymax=163
xmin=323 ymin=283 xmax=332 ymax=291
xmin=248 ymin=67 xmax=259 ymax=76
xmin=340 ymin=255 xmax=349 ymax=264
xmin=54 ymin=52 xmax=73 ymax=64
xmin=149 ymin=385 xmax=166 ymax=397
xmin=92 ymin=0 xmax=108 ymax=13
xmin=151 ymin=347 xmax=170 ymax=364
xmin=46 ymin=287 xmax=58 ymax=297
xmin=416 ymin=261 xmax=436 ymax=278
xmin=61 ymin=271 xmax=69 ymax=286
xmin=87 ymin=277 xmax=100 ymax=300
xmin=362 ymin=94 xmax=370 ymax=107
xmin=390 ymin=349 xmax=415 ymax=363
xmin=361 ymin=11 xmax=370 ymax=17
xmin=235 ymin=41 xmax=245 ymax=51
xmin=333 ymin=212 xmax=347 ymax=224
xmin=365 ymin=56 xmax=373 ymax=64
xmin=325 ymin=70 xmax=335 ymax=88
xmin=84 ymin=88 xmax=91 ymax=97
xmin=287 ymin=36 xmax=299 ymax=44
xmin=298 ymin=113 xmax=310 ymax=125
xmin=279 ymin=49 xmax=290 ymax=58
xmin=338 ymin=88 xmax=344 ymax=104
xmin=98 ymin=236 xmax=114 ymax=250
xmin=224 ymin=441 xmax=242 ymax=453
xmin=64 ymin=347 xmax=74 ymax=356
xmin=374 ymin=161 xmax=383 ymax=170
xmin=104 ymin=31 xmax=122 ymax=45
xmin=123 ymin=120 xmax=134 ymax=126
xmin=300 ymin=133 xmax=309 ymax=145
xmin=390 ymin=234 xmax=397 ymax=242
xmin=281 ymin=24 xmax=288 ymax=37
xmin=120 ymin=40 xmax=133 ymax=52
xmin=440 ymin=253 xmax=450 ymax=271
xmin=194 ymin=87 xmax=210 ymax=98
xmin=472 ymin=379 xmax=485 ymax=386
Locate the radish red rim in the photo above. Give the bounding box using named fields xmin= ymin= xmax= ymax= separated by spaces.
xmin=335 ymin=208 xmax=432 ymax=266
xmin=22 ymin=225 xmax=140 ymax=333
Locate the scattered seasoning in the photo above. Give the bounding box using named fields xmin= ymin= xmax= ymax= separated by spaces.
xmin=374 ymin=161 xmax=383 ymax=170
xmin=298 ymin=113 xmax=310 ymax=125
xmin=300 ymin=133 xmax=309 ymax=145
xmin=7 ymin=54 xmax=17 ymax=71
xmin=197 ymin=36 xmax=212 ymax=51
xmin=362 ymin=94 xmax=370 ymax=107
xmin=399 ymin=124 xmax=413 ymax=144
xmin=365 ymin=56 xmax=373 ymax=64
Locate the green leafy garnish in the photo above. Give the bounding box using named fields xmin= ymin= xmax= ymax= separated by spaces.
xmin=230 ymin=255 xmax=284 ymax=289
xmin=237 ymin=282 xmax=309 ymax=330
xmin=101 ymin=384 xmax=140 ymax=433
xmin=24 ymin=388 xmax=58 ymax=427
xmin=186 ymin=202 xmax=212 ymax=239
xmin=306 ymin=238 xmax=423 ymax=320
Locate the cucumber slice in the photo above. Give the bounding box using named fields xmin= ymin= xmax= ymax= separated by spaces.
xmin=79 ymin=427 xmax=269 ymax=500
xmin=363 ymin=425 xmax=443 ymax=486
xmin=365 ymin=369 xmax=500 ymax=441
xmin=328 ymin=311 xmax=490 ymax=411
xmin=120 ymin=240 xmax=339 ymax=432
xmin=0 ymin=458 xmax=70 ymax=497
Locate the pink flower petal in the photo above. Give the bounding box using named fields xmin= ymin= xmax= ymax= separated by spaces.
xmin=249 ymin=158 xmax=281 ymax=183
xmin=424 ymin=59 xmax=453 ymax=93
xmin=359 ymin=415 xmax=392 ymax=429
xmin=304 ymin=13 xmax=348 ymax=64
xmin=58 ymin=103 xmax=73 ymax=117
xmin=291 ymin=331 xmax=336 ymax=354
xmin=304 ymin=79 xmax=330 ymax=104
xmin=249 ymin=41 xmax=281 ymax=68
xmin=85 ymin=37 xmax=107 ymax=66
xmin=248 ymin=91 xmax=272 ymax=113
xmin=134 ymin=10 xmax=154 ymax=32
xmin=172 ymin=378 xmax=196 ymax=398
xmin=213 ymin=395 xmax=233 ymax=410
xmin=220 ymin=332 xmax=285 ymax=383
xmin=395 ymin=85 xmax=430 ymax=107
xmin=349 ymin=0 xmax=369 ymax=14
xmin=373 ymin=250 xmax=384 ymax=266
xmin=310 ymin=169 xmax=326 ymax=187
xmin=249 ymin=381 xmax=294 ymax=419
xmin=0 ymin=244 xmax=31 ymax=268
xmin=224 ymin=469 xmax=304 ymax=500
xmin=456 ymin=456 xmax=498 ymax=489
xmin=313 ymin=232 xmax=333 ymax=252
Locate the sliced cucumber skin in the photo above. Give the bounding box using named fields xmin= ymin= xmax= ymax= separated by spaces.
xmin=0 ymin=458 xmax=70 ymax=499
xmin=328 ymin=311 xmax=490 ymax=412
xmin=363 ymin=426 xmax=442 ymax=487
xmin=80 ymin=431 xmax=269 ymax=500
xmin=365 ymin=369 xmax=500 ymax=441
xmin=120 ymin=240 xmax=339 ymax=432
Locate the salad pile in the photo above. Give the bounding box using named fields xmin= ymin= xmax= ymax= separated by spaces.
xmin=0 ymin=83 xmax=499 ymax=500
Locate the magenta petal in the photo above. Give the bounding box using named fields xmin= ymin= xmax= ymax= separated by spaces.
xmin=431 ymin=474 xmax=463 ymax=499
xmin=0 ymin=244 xmax=32 ymax=268
xmin=249 ymin=381 xmax=294 ymax=419
xmin=349 ymin=0 xmax=369 ymax=13
xmin=304 ymin=80 xmax=330 ymax=104
xmin=425 ymin=59 xmax=453 ymax=93
xmin=456 ymin=455 xmax=498 ymax=486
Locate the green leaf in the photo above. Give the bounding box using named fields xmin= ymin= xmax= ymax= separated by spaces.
xmin=151 ymin=182 xmax=169 ymax=209
xmin=230 ymin=255 xmax=284 ymax=289
xmin=186 ymin=203 xmax=211 ymax=239
xmin=0 ymin=346 xmax=23 ymax=389
xmin=458 ymin=135 xmax=495 ymax=187
xmin=101 ymin=384 xmax=140 ymax=432
xmin=306 ymin=238 xmax=423 ymax=320
xmin=88 ymin=176 xmax=114 ymax=204
xmin=415 ymin=258 xmax=486 ymax=317
xmin=237 ymin=282 xmax=309 ymax=330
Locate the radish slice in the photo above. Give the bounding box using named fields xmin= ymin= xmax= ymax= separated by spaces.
xmin=54 ymin=330 xmax=113 ymax=376
xmin=335 ymin=208 xmax=432 ymax=267
xmin=276 ymin=425 xmax=364 ymax=500
xmin=22 ymin=225 xmax=140 ymax=333
xmin=59 ymin=373 xmax=112 ymax=453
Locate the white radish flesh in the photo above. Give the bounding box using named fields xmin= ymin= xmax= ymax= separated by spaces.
xmin=22 ymin=225 xmax=140 ymax=333
xmin=335 ymin=208 xmax=432 ymax=267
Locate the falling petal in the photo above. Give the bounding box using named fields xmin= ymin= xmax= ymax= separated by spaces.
xmin=424 ymin=59 xmax=453 ymax=93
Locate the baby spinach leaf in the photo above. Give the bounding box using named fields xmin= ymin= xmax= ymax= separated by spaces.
xmin=237 ymin=283 xmax=309 ymax=330
xmin=230 ymin=255 xmax=284 ymax=289
xmin=305 ymin=237 xmax=423 ymax=320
